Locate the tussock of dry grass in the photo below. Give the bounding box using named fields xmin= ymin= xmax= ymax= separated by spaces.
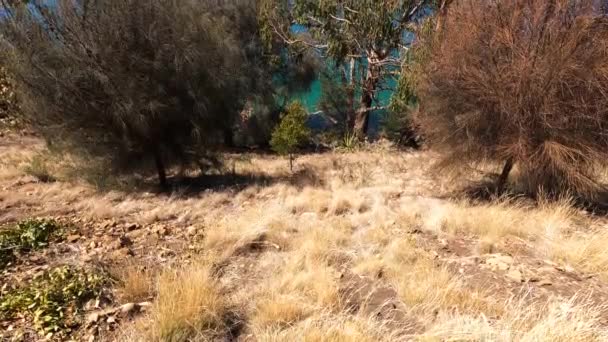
xmin=115 ymin=265 xmax=154 ymax=303
xmin=133 ymin=261 xmax=228 ymax=342
xmin=251 ymin=294 xmax=312 ymax=329
xmin=253 ymin=315 xmax=399 ymax=342
xmin=424 ymin=296 xmax=608 ymax=341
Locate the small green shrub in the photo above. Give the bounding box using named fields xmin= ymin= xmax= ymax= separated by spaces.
xmin=0 ymin=219 xmax=61 ymax=268
xmin=336 ymin=131 xmax=360 ymax=152
xmin=0 ymin=265 xmax=107 ymax=337
xmin=270 ymin=101 xmax=311 ymax=171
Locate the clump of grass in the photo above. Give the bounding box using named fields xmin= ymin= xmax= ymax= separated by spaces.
xmin=23 ymin=153 xmax=56 ymax=183
xmin=0 ymin=265 xmax=107 ymax=338
xmin=115 ymin=265 xmax=155 ymax=303
xmin=251 ymin=294 xmax=311 ymax=329
xmin=140 ymin=262 xmax=228 ymax=342
xmin=0 ymin=218 xmax=62 ymax=268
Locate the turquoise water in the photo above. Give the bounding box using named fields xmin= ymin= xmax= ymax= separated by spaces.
xmin=289 ymin=71 xmax=396 ymax=134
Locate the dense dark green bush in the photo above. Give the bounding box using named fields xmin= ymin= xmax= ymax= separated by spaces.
xmin=0 ymin=0 xmax=268 ymax=188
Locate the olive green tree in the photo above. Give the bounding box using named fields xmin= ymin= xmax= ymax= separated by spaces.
xmin=1 ymin=0 xmax=268 ymax=189
xmin=270 ymin=101 xmax=311 ymax=171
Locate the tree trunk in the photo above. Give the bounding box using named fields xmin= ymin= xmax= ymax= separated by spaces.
xmin=289 ymin=154 xmax=294 ymax=172
xmin=496 ymin=157 xmax=514 ymax=195
xmin=354 ymin=91 xmax=373 ymax=139
xmin=354 ymin=55 xmax=378 ymax=139
xmin=346 ymin=58 xmax=356 ymax=132
xmin=153 ymin=147 xmax=168 ymax=190
xmin=224 ymin=128 xmax=234 ymax=148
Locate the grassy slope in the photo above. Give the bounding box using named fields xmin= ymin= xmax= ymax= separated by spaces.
xmin=1 ymin=134 xmax=608 ymax=341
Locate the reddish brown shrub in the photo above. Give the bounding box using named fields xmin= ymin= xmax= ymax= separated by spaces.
xmin=416 ymin=0 xmax=608 ymax=197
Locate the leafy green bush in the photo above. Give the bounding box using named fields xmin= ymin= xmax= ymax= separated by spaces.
xmin=0 ymin=219 xmax=61 ymax=268
xmin=0 ymin=266 xmax=107 ymax=337
xmin=270 ymin=101 xmax=311 ymax=170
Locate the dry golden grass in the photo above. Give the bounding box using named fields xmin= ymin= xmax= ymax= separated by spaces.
xmin=253 ymin=315 xmax=398 ymax=342
xmin=251 ymin=294 xmax=312 ymax=329
xmin=132 ymin=261 xmax=228 ymax=342
xmin=424 ymin=296 xmax=608 ymax=341
xmin=3 ymin=136 xmax=608 ymax=341
xmin=115 ymin=265 xmax=155 ymax=303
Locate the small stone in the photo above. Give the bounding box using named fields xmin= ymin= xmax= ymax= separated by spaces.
xmin=110 ymin=248 xmax=133 ymax=261
xmin=87 ymin=312 xmax=100 ymax=324
xmin=120 ymin=303 xmax=136 ymax=314
xmin=506 ymin=269 xmax=523 ymax=282
xmin=487 ymin=254 xmax=514 ymax=271
xmin=127 ymin=223 xmax=140 ymax=231
xmin=89 ymin=241 xmax=97 ymax=249
xmin=119 ymin=236 xmax=133 ymax=247
xmin=106 ymin=316 xmax=116 ymax=324
xmin=67 ymin=234 xmax=81 ymax=243
xmin=186 ymin=226 xmax=198 ymax=236
xmin=138 ymin=302 xmax=152 ymax=312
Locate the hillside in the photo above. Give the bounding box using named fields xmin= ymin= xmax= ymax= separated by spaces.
xmin=2 ymin=133 xmax=608 ymax=341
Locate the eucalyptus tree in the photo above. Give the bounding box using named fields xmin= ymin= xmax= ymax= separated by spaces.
xmin=259 ymin=0 xmax=434 ymax=139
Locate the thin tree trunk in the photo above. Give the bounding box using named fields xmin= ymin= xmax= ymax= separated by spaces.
xmin=354 ymin=91 xmax=373 ymax=139
xmin=224 ymin=128 xmax=234 ymax=148
xmin=153 ymin=147 xmax=168 ymax=190
xmin=289 ymin=154 xmax=294 ymax=172
xmin=496 ymin=157 xmax=514 ymax=194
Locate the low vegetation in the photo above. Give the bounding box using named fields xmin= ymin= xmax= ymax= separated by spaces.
xmin=0 ymin=218 xmax=61 ymax=268
xmin=0 ymin=265 xmax=107 ymax=338
xmin=270 ymin=101 xmax=311 ymax=171
xmin=1 ymin=0 xmax=608 ymax=341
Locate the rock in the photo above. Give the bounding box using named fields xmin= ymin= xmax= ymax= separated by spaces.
xmin=186 ymin=226 xmax=198 ymax=236
xmin=89 ymin=241 xmax=97 ymax=249
xmin=119 ymin=236 xmax=133 ymax=248
xmin=87 ymin=312 xmax=100 ymax=324
xmin=486 ymin=254 xmax=514 ymax=271
xmin=120 ymin=303 xmax=136 ymax=315
xmin=138 ymin=301 xmax=152 ymax=309
xmin=506 ymin=269 xmax=523 ymax=282
xmin=126 ymin=223 xmax=140 ymax=231
xmin=109 ymin=248 xmax=133 ymax=261
xmin=301 ymin=212 xmax=317 ymax=220
xmin=67 ymin=234 xmax=81 ymax=243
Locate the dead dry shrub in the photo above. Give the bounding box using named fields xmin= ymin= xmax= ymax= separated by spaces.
xmin=416 ymin=0 xmax=608 ymax=198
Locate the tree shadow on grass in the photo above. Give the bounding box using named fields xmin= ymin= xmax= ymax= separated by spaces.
xmin=141 ymin=165 xmax=326 ymax=197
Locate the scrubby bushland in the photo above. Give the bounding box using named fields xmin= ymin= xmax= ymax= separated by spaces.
xmin=0 ymin=0 xmax=268 ymax=188
xmin=416 ymin=0 xmax=608 ymax=197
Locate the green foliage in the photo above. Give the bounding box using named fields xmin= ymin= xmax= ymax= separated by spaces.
xmin=336 ymin=131 xmax=360 ymax=152
xmin=1 ymin=0 xmax=269 ymax=187
xmin=385 ymin=18 xmax=435 ymax=145
xmin=259 ymin=0 xmax=435 ymax=137
xmin=0 ymin=265 xmax=107 ymax=337
xmin=0 ymin=219 xmax=61 ymax=268
xmin=270 ymin=101 xmax=311 ymax=166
